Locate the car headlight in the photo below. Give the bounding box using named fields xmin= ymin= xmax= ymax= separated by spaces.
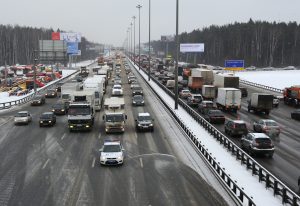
xmin=141 ymin=101 xmax=144 ymax=103
xmin=37 ymin=101 xmax=41 ymax=103
xmin=49 ymin=121 xmax=52 ymax=123
xmin=86 ymin=125 xmax=90 ymax=128
xmin=52 ymin=109 xmax=55 ymax=112
xmin=40 ymin=121 xmax=43 ymax=123
xmin=61 ymin=109 xmax=65 ymax=112
xmin=138 ymin=124 xmax=141 ymax=126
xmin=117 ymin=156 xmax=123 ymax=160
xmin=100 ymin=155 xmax=106 ymax=161
xmin=70 ymin=125 xmax=74 ymax=128
xmin=14 ymin=119 xmax=17 ymax=122
xmin=133 ymin=101 xmax=136 ymax=103
xmin=149 ymin=124 xmax=153 ymax=126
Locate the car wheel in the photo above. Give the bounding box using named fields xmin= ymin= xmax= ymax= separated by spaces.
xmin=151 ymin=128 xmax=154 ymax=133
xmin=268 ymin=153 xmax=274 ymax=158
xmin=39 ymin=124 xmax=42 ymax=127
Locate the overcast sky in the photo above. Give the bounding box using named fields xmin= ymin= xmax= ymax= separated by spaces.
xmin=1 ymin=0 xmax=300 ymax=46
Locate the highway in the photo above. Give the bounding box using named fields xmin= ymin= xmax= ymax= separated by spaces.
xmin=0 ymin=61 xmax=232 ymax=206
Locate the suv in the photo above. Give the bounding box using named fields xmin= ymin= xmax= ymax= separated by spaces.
xmin=253 ymin=119 xmax=281 ymax=137
xmin=132 ymin=86 xmax=143 ymax=96
xmin=52 ymin=102 xmax=67 ymax=115
xmin=187 ymin=94 xmax=203 ymax=107
xmin=132 ymin=95 xmax=145 ymax=106
xmin=241 ymin=133 xmax=275 ymax=157
xmin=99 ymin=140 xmax=125 ymax=166
xmin=45 ymin=89 xmax=57 ymax=98
xmin=203 ymin=109 xmax=225 ymax=124
xmin=14 ymin=111 xmax=32 ymax=125
xmin=224 ymin=120 xmax=248 ymax=136
xmin=198 ymin=101 xmax=215 ymax=114
xmin=135 ymin=112 xmax=154 ymax=132
xmin=112 ymin=84 xmax=123 ymax=96
xmin=31 ymin=95 xmax=46 ymax=106
xmin=39 ymin=112 xmax=56 ymax=127
xmin=179 ymin=89 xmax=191 ymax=99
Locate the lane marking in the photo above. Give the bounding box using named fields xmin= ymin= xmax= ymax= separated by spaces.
xmin=98 ymin=133 xmax=102 ymax=139
xmin=139 ymin=157 xmax=143 ymax=168
xmin=61 ymin=133 xmax=66 ymax=140
xmin=42 ymin=159 xmax=50 ymax=169
xmin=91 ymin=157 xmax=96 ymax=168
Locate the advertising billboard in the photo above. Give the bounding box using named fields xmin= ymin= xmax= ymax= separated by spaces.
xmin=60 ymin=33 xmax=81 ymax=43
xmin=180 ymin=43 xmax=204 ymax=52
xmin=52 ymin=32 xmax=60 ymax=40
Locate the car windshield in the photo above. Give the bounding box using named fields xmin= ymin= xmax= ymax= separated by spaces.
xmin=194 ymin=96 xmax=202 ymax=100
xmin=209 ymin=110 xmax=223 ymax=115
xmin=103 ymin=145 xmax=121 ymax=153
xmin=133 ymin=87 xmax=142 ymax=90
xmin=15 ymin=113 xmax=27 ymax=117
xmin=265 ymin=121 xmax=278 ymax=126
xmin=53 ymin=104 xmax=64 ymax=109
xmin=138 ymin=115 xmax=151 ymax=121
xmin=256 ymin=138 xmax=272 ymax=144
xmin=68 ymin=107 xmax=90 ymax=115
xmin=33 ymin=96 xmax=42 ymax=100
xmin=41 ymin=114 xmax=52 ymax=119
xmin=106 ymin=114 xmax=124 ymax=122
xmin=203 ymin=102 xmax=214 ymax=107
xmin=47 ymin=90 xmax=55 ymax=93
xmin=235 ymin=123 xmax=247 ymax=129
xmin=114 ymin=86 xmax=121 ymax=89
xmin=134 ymin=96 xmax=143 ymax=100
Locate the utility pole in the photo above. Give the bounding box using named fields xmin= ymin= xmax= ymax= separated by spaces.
xmin=33 ymin=50 xmax=38 ymax=94
xmin=130 ymin=22 xmax=133 ymax=60
xmin=137 ymin=4 xmax=142 ymax=69
xmin=132 ymin=16 xmax=136 ymax=64
xmin=148 ymin=0 xmax=151 ymax=81
xmin=174 ymin=0 xmax=179 ymax=109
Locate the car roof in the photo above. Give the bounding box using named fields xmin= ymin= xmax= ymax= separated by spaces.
xmin=202 ymin=101 xmax=213 ymax=104
xmin=138 ymin=112 xmax=150 ymax=117
xmin=191 ymin=94 xmax=202 ymax=97
xmin=42 ymin=112 xmax=53 ymax=115
xmin=182 ymin=89 xmax=190 ymax=92
xmin=104 ymin=141 xmax=121 ymax=146
xmin=249 ymin=133 xmax=270 ymax=139
xmin=261 ymin=119 xmax=276 ymax=123
xmin=231 ymin=120 xmax=246 ymax=124
xmin=18 ymin=111 xmax=29 ymax=114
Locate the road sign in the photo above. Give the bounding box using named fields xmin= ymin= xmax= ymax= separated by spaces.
xmin=224 ymin=60 xmax=245 ymax=71
xmin=67 ymin=42 xmax=78 ymax=54
xmin=180 ymin=43 xmax=204 ymax=52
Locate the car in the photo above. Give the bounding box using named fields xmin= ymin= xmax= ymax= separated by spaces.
xmin=45 ymin=89 xmax=57 ymax=98
xmin=187 ymin=94 xmax=203 ymax=107
xmin=132 ymin=86 xmax=143 ymax=96
xmin=154 ymin=72 xmax=160 ymax=77
xmin=198 ymin=101 xmax=215 ymax=114
xmin=14 ymin=111 xmax=32 ymax=125
xmin=114 ymin=79 xmax=122 ymax=85
xmin=76 ymin=76 xmax=83 ymax=82
xmin=99 ymin=140 xmax=124 ymax=166
xmin=241 ymin=133 xmax=275 ymax=157
xmin=224 ymin=120 xmax=248 ymax=136
xmin=135 ymin=112 xmax=154 ymax=132
xmin=179 ymin=89 xmax=191 ymax=99
xmin=39 ymin=112 xmax=56 ymax=127
xmin=253 ymin=119 xmax=281 ymax=137
xmin=112 ymin=84 xmax=123 ymax=96
xmin=291 ymin=109 xmax=300 ymax=120
xmin=130 ymin=83 xmax=140 ymax=89
xmin=31 ymin=95 xmax=46 ymax=106
xmin=52 ymin=102 xmax=67 ymax=115
xmin=239 ymin=87 xmax=248 ymax=97
xmin=55 ymin=83 xmax=63 ymax=93
xmin=273 ymin=96 xmax=279 ymax=108
xmin=128 ymin=77 xmax=137 ymax=84
xmin=203 ymin=109 xmax=225 ymax=124
xmin=132 ymin=95 xmax=145 ymax=106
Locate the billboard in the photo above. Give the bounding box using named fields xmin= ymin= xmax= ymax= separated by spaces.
xmin=52 ymin=32 xmax=60 ymax=40
xmin=38 ymin=40 xmax=67 ymax=62
xmin=67 ymin=42 xmax=79 ymax=54
xmin=224 ymin=60 xmax=245 ymax=71
xmin=161 ymin=35 xmax=174 ymax=42
xmin=180 ymin=43 xmax=204 ymax=52
xmin=60 ymin=32 xmax=81 ymax=43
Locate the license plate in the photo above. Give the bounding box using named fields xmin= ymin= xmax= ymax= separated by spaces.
xmin=77 ymin=124 xmax=82 ymax=127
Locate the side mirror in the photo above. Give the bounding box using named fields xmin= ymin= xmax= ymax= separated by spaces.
xmin=135 ymin=119 xmax=137 ymax=121
xmin=99 ymin=148 xmax=103 ymax=152
xmin=125 ymin=115 xmax=128 ymax=120
xmin=102 ymin=115 xmax=105 ymax=120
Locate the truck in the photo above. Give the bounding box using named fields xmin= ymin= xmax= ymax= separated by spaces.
xmin=214 ymin=73 xmax=239 ymax=88
xmin=216 ymin=88 xmax=241 ymax=113
xmin=202 ymin=85 xmax=216 ymax=100
xmin=247 ymin=93 xmax=273 ymax=115
xmin=83 ymin=76 xmax=105 ymax=111
xmin=188 ymin=76 xmax=204 ymax=92
xmin=103 ymin=97 xmax=127 ymax=133
xmin=283 ymin=85 xmax=300 ymax=106
xmin=191 ymin=68 xmax=214 ymax=85
xmin=61 ymin=82 xmax=81 ymax=110
xmin=166 ymin=80 xmax=175 ymax=90
xmin=79 ymin=66 xmax=89 ymax=77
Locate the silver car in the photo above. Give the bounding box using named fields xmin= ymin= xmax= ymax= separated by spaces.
xmin=14 ymin=111 xmax=32 ymax=125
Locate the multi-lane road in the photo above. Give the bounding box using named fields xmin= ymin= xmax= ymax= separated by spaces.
xmin=0 ymin=61 xmax=234 ymax=206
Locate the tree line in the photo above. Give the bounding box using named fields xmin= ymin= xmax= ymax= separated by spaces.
xmin=0 ymin=24 xmax=101 ymax=66
xmin=151 ymin=19 xmax=300 ymax=67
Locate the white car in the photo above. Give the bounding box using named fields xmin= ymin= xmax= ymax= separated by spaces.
xmin=99 ymin=140 xmax=125 ymax=165
xmin=14 ymin=111 xmax=32 ymax=125
xmin=112 ymin=84 xmax=123 ymax=96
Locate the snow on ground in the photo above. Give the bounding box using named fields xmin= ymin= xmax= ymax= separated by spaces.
xmin=0 ymin=60 xmax=94 ymax=104
xmin=130 ymin=60 xmax=282 ymax=206
xmin=68 ymin=60 xmax=94 ymax=68
xmin=235 ymin=70 xmax=300 ymax=90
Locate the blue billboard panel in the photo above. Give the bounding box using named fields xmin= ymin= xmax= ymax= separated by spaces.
xmin=225 ymin=60 xmax=244 ymax=71
xmin=67 ymin=42 xmax=78 ymax=54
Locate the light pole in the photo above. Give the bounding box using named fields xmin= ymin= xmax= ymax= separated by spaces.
xmin=130 ymin=22 xmax=133 ymax=60
xmin=127 ymin=29 xmax=130 ymax=55
xmin=174 ymin=0 xmax=179 ymax=109
xmin=33 ymin=51 xmax=38 ymax=94
xmin=132 ymin=16 xmax=136 ymax=64
xmin=148 ymin=0 xmax=151 ymax=81
xmin=136 ymin=4 xmax=142 ymax=69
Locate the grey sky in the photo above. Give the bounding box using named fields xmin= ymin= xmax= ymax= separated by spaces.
xmin=1 ymin=0 xmax=300 ymax=46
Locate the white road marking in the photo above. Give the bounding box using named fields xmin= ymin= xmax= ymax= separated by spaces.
xmin=61 ymin=133 xmax=66 ymax=140
xmin=42 ymin=159 xmax=50 ymax=169
xmin=91 ymin=157 xmax=96 ymax=168
xmin=98 ymin=133 xmax=102 ymax=139
xmin=139 ymin=157 xmax=143 ymax=168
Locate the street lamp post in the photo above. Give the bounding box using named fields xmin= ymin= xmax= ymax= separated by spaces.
xmin=136 ymin=4 xmax=142 ymax=69
xmin=33 ymin=51 xmax=38 ymax=94
xmin=127 ymin=29 xmax=130 ymax=56
xmin=148 ymin=0 xmax=151 ymax=81
xmin=174 ymin=0 xmax=179 ymax=109
xmin=132 ymin=16 xmax=136 ymax=64
xmin=130 ymin=22 xmax=133 ymax=60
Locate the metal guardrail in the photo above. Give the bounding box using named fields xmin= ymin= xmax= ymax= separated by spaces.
xmin=240 ymin=79 xmax=283 ymax=94
xmin=128 ymin=58 xmax=300 ymax=206
xmin=0 ymin=61 xmax=95 ymax=110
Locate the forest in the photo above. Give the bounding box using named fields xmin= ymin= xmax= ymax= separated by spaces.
xmin=151 ymin=19 xmax=300 ymax=67
xmin=0 ymin=25 xmax=101 ymax=66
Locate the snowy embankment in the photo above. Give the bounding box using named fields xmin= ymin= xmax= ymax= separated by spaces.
xmin=236 ymin=70 xmax=300 ymax=90
xmin=130 ymin=60 xmax=282 ymax=206
xmin=0 ymin=60 xmax=93 ymax=104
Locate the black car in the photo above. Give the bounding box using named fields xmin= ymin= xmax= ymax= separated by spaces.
xmin=239 ymin=87 xmax=248 ymax=97
xmin=52 ymin=102 xmax=67 ymax=115
xmin=39 ymin=112 xmax=56 ymax=127
xmin=203 ymin=109 xmax=225 ymax=124
xmin=135 ymin=112 xmax=154 ymax=132
xmin=241 ymin=133 xmax=275 ymax=157
xmin=291 ymin=109 xmax=300 ymax=120
xmin=132 ymin=86 xmax=143 ymax=96
xmin=55 ymin=83 xmax=63 ymax=93
xmin=132 ymin=95 xmax=145 ymax=106
xmin=31 ymin=95 xmax=46 ymax=106
xmin=45 ymin=89 xmax=57 ymax=98
xmin=224 ymin=120 xmax=248 ymax=136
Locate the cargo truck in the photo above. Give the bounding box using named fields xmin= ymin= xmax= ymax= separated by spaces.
xmin=214 ymin=73 xmax=239 ymax=88
xmin=283 ymin=85 xmax=300 ymax=106
xmin=103 ymin=97 xmax=127 ymax=133
xmin=247 ymin=93 xmax=273 ymax=115
xmin=61 ymin=82 xmax=81 ymax=110
xmin=202 ymin=85 xmax=216 ymax=100
xmin=83 ymin=76 xmax=105 ymax=111
xmin=216 ymin=88 xmax=241 ymax=113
